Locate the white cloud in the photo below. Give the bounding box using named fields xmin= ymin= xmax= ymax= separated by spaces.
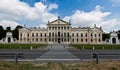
xmin=63 ymin=5 xmax=120 ymax=32
xmin=111 ymin=0 xmax=120 ymax=7
xmin=48 ymin=3 xmax=58 ymax=11
xmin=0 ymin=0 xmax=58 ymax=29
xmin=64 ymin=5 xmax=111 ymax=27
xmin=0 ymin=19 xmax=19 ymax=29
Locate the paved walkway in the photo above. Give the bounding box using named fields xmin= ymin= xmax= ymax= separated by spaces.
xmin=35 ymin=44 xmax=80 ymax=62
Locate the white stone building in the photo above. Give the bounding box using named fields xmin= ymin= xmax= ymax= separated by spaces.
xmin=104 ymin=31 xmax=120 ymax=44
xmin=19 ymin=17 xmax=103 ymax=44
xmin=0 ymin=32 xmax=17 ymax=43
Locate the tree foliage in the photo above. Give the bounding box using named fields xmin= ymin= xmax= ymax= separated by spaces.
xmin=102 ymin=33 xmax=110 ymax=41
xmin=0 ymin=26 xmax=6 ymax=40
xmin=12 ymin=25 xmax=23 ymax=40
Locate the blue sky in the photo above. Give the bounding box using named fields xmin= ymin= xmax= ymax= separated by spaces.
xmin=0 ymin=0 xmax=120 ymax=32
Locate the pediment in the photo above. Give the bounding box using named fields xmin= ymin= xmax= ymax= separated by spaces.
xmin=48 ymin=18 xmax=70 ymax=25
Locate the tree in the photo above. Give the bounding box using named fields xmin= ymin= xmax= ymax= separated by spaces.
xmin=117 ymin=30 xmax=120 ymax=39
xmin=0 ymin=26 xmax=5 ymax=40
xmin=12 ymin=25 xmax=23 ymax=40
xmin=102 ymin=33 xmax=110 ymax=41
xmin=6 ymin=27 xmax=11 ymax=32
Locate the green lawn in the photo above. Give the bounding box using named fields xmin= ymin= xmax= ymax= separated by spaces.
xmin=71 ymin=44 xmax=120 ymax=50
xmin=0 ymin=44 xmax=47 ymax=49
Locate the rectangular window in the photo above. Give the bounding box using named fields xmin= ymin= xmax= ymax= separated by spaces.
xmin=44 ymin=33 xmax=46 ymax=37
xmin=40 ymin=39 xmax=42 ymax=42
xmin=77 ymin=33 xmax=78 ymax=37
xmin=67 ymin=33 xmax=69 ymax=37
xmin=27 ymin=33 xmax=29 ymax=37
xmin=44 ymin=39 xmax=46 ymax=42
xmin=32 ymin=33 xmax=34 ymax=37
xmin=64 ymin=27 xmax=66 ymax=30
xmin=81 ymin=33 xmax=83 ymax=37
xmin=40 ymin=33 xmax=42 ymax=37
xmin=72 ymin=39 xmax=74 ymax=42
xmin=20 ymin=33 xmax=22 ymax=37
xmin=95 ymin=34 xmax=97 ymax=37
xmin=36 ymin=38 xmax=38 ymax=42
xmin=99 ymin=34 xmax=101 ymax=37
xmin=77 ymin=39 xmax=78 ymax=42
xmin=52 ymin=33 xmax=54 ymax=37
xmin=81 ymin=39 xmax=83 ymax=42
xmin=72 ymin=33 xmax=74 ymax=37
xmin=49 ymin=33 xmax=51 ymax=37
xmin=91 ymin=33 xmax=93 ymax=37
xmin=64 ymin=33 xmax=66 ymax=37
xmin=85 ymin=33 xmax=87 ymax=37
xmin=36 ymin=33 xmax=38 ymax=37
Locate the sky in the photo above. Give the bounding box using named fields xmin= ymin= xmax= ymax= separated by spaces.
xmin=0 ymin=0 xmax=120 ymax=32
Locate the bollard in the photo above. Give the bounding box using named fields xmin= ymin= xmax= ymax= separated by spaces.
xmin=82 ymin=46 xmax=84 ymax=50
xmin=30 ymin=46 xmax=33 ymax=50
xmin=15 ymin=54 xmax=18 ymax=64
xmin=64 ymin=46 xmax=65 ymax=48
xmin=92 ymin=46 xmax=95 ymax=50
xmin=92 ymin=53 xmax=99 ymax=64
xmin=102 ymin=46 xmax=104 ymax=50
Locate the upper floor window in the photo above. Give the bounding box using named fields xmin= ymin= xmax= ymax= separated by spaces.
xmin=32 ymin=33 xmax=34 ymax=37
xmin=58 ymin=27 xmax=60 ymax=30
xmin=52 ymin=27 xmax=54 ymax=30
xmin=91 ymin=33 xmax=93 ymax=37
xmin=95 ymin=34 xmax=97 ymax=37
xmin=64 ymin=27 xmax=66 ymax=30
xmin=85 ymin=33 xmax=87 ymax=37
xmin=67 ymin=27 xmax=69 ymax=30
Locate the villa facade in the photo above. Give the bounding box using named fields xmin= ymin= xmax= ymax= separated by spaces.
xmin=19 ymin=17 xmax=103 ymax=44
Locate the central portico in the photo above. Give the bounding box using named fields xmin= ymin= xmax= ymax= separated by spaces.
xmin=47 ymin=16 xmax=71 ymax=44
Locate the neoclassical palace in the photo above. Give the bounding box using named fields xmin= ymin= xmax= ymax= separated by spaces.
xmin=19 ymin=17 xmax=103 ymax=44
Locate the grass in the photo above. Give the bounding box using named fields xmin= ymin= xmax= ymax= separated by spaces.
xmin=0 ymin=61 xmax=120 ymax=70
xmin=71 ymin=44 xmax=120 ymax=50
xmin=0 ymin=44 xmax=47 ymax=49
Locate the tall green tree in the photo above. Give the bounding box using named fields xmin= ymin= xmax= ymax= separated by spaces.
xmin=13 ymin=25 xmax=23 ymax=40
xmin=6 ymin=27 xmax=11 ymax=32
xmin=102 ymin=33 xmax=110 ymax=41
xmin=0 ymin=26 xmax=5 ymax=40
xmin=117 ymin=30 xmax=120 ymax=39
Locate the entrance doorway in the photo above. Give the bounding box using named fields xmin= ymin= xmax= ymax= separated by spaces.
xmin=112 ymin=38 xmax=116 ymax=44
xmin=8 ymin=37 xmax=11 ymax=43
